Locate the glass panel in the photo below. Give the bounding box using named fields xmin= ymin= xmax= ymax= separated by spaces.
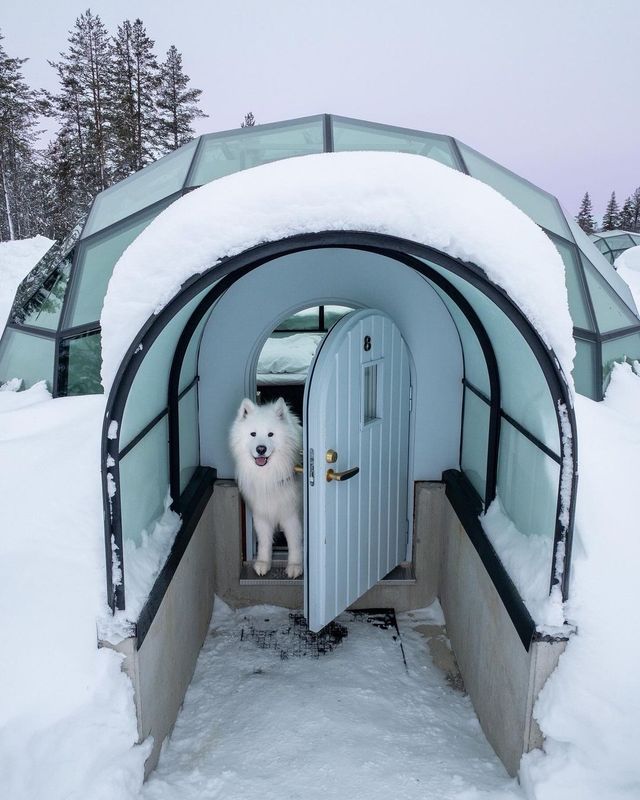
xmin=0 ymin=328 xmax=54 ymax=389
xmin=573 ymin=338 xmax=598 ymax=400
xmin=324 ymin=305 xmax=352 ymax=329
xmin=429 ymin=281 xmax=490 ymax=395
xmin=551 ymin=238 xmax=594 ymax=330
xmin=602 ymin=332 xmax=640 ymax=386
xmin=62 ymin=331 xmax=103 ymax=395
xmin=581 ymin=254 xmax=640 ymax=333
xmin=456 ymin=141 xmax=570 ymax=238
xmin=277 ymin=307 xmax=320 ymax=331
xmin=332 ymin=118 xmax=459 ymax=170
xmin=119 ymin=416 xmax=169 ymax=547
xmin=607 ymin=234 xmax=634 ymax=250
xmin=81 ymin=140 xmax=197 ymax=238
xmin=497 ymin=420 xmax=559 ymax=540
xmin=461 ymin=388 xmax=489 ymax=500
xmin=67 ymin=200 xmax=173 ymax=328
xmin=120 ymin=287 xmax=210 ymax=450
xmin=426 ymin=261 xmax=561 ymax=454
xmin=492 ymin=420 xmax=559 ymax=619
xmin=593 ymin=239 xmax=610 ymax=254
xmin=13 ymin=259 xmax=71 ymax=330
xmin=564 ymin=214 xmax=638 ymax=313
xmin=188 ymin=119 xmax=324 ymax=187
xmin=363 ymin=363 xmax=380 ymax=424
xmin=179 ymin=384 xmax=200 ymax=493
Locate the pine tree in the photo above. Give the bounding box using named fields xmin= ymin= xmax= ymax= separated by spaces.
xmin=602 ymin=191 xmax=621 ymax=231
xmin=47 ymin=10 xmax=113 ymax=198
xmin=156 ymin=45 xmax=206 ymax=152
xmin=619 ymin=196 xmax=634 ymax=232
xmin=0 ymin=30 xmax=43 ymax=240
xmin=241 ymin=112 xmax=256 ymax=128
xmin=630 ymin=187 xmax=640 ymax=233
xmin=109 ymin=19 xmax=159 ymax=178
xmin=576 ymin=191 xmax=595 ymax=235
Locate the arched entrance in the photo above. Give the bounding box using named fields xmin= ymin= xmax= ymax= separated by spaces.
xmin=100 ymin=232 xmax=577 ymax=776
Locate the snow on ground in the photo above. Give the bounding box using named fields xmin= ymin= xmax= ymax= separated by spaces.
xmin=0 ymin=235 xmax=53 ymax=329
xmin=100 ymin=151 xmax=575 ymax=392
xmin=0 ymin=384 xmax=148 ymax=800
xmin=615 ymin=245 xmax=640 ymax=309
xmin=142 ymin=600 xmax=523 ymax=800
xmin=521 ymin=362 xmax=640 ymax=799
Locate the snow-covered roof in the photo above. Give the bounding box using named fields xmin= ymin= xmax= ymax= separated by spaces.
xmin=100 ymin=150 xmax=575 ymax=391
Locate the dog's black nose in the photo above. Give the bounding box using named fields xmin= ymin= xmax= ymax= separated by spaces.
xmin=256 ymin=445 xmax=267 ymax=455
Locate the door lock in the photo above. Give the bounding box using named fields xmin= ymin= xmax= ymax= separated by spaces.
xmin=326 ymin=449 xmax=338 ymax=463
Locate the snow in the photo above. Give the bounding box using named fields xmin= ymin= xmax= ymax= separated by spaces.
xmin=100 ymin=152 xmax=575 ymax=393
xmin=520 ymin=362 xmax=640 ymax=798
xmin=0 ymin=235 xmax=53 ymax=330
xmin=142 ymin=599 xmax=523 ymax=800
xmin=481 ymin=495 xmax=564 ymax=627
xmin=258 ymin=332 xmax=323 ymax=374
xmin=615 ymin=245 xmax=640 ymax=309
xmin=0 ymin=383 xmax=149 ymax=799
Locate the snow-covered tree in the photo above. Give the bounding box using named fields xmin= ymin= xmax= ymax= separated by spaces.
xmin=630 ymin=187 xmax=640 ymax=233
xmin=46 ymin=10 xmax=113 ymax=198
xmin=576 ymin=191 xmax=595 ymax=235
xmin=109 ymin=19 xmax=159 ymax=178
xmin=241 ymin=112 xmax=256 ymax=128
xmin=0 ymin=30 xmax=43 ymax=240
xmin=619 ymin=196 xmax=634 ymax=232
xmin=156 ymin=45 xmax=206 ymax=152
xmin=601 ymin=191 xmax=621 ymax=231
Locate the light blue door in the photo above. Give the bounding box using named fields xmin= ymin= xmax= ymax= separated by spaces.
xmin=304 ymin=309 xmax=412 ymax=632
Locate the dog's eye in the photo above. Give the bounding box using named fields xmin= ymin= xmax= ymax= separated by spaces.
xmin=250 ymin=432 xmax=256 ymax=437
xmin=268 ymin=432 xmax=274 ymax=437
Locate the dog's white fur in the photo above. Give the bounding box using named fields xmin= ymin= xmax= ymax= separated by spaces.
xmin=229 ymin=397 xmax=303 ymax=578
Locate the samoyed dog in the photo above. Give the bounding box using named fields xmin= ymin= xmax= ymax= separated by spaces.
xmin=229 ymin=397 xmax=303 ymax=578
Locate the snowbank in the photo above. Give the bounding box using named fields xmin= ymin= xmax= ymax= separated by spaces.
xmin=521 ymin=362 xmax=640 ymax=799
xmin=0 ymin=384 xmax=148 ymax=799
xmin=615 ymin=245 xmax=640 ymax=310
xmin=0 ymin=235 xmax=53 ymax=330
xmin=100 ymin=151 xmax=575 ymax=392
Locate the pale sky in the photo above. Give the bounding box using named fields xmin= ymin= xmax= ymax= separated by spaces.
xmin=3 ymin=0 xmax=639 ymax=221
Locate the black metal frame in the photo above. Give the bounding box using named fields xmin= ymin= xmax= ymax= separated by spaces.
xmin=101 ymin=232 xmax=578 ymax=637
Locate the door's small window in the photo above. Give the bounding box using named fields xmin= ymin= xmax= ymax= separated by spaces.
xmin=363 ymin=362 xmax=381 ymax=424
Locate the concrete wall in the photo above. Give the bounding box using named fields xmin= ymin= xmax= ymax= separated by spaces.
xmin=105 ymin=479 xmax=568 ymax=780
xmin=438 ymin=495 xmax=568 ymax=775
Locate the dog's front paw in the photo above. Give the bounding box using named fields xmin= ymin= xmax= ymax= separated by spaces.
xmin=253 ymin=560 xmax=271 ymax=576
xmin=286 ymin=563 xmax=303 ymax=579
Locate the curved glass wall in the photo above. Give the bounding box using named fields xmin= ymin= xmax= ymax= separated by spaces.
xmin=2 ymin=114 xmax=638 ymax=400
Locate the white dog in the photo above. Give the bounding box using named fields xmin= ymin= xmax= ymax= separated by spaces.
xmin=229 ymin=397 xmax=303 ymax=578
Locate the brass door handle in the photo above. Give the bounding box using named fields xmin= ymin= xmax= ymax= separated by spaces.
xmin=326 ymin=466 xmax=360 ymax=482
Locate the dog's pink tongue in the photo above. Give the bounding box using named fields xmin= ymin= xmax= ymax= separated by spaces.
xmin=254 ymin=456 xmax=268 ymax=466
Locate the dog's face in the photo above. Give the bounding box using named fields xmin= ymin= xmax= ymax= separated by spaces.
xmin=231 ymin=397 xmax=291 ymax=469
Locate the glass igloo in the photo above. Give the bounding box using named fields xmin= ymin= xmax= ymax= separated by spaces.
xmin=1 ymin=114 xmax=639 ymax=401
xmin=590 ymin=229 xmax=640 ymax=265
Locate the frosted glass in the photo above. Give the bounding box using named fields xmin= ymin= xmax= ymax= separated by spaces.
xmin=426 ymin=261 xmax=561 ymax=454
xmin=332 ymin=118 xmax=459 ymax=170
xmin=573 ymin=338 xmax=598 ymax=400
xmin=68 ymin=200 xmax=172 ymax=327
xmin=497 ymin=419 xmax=559 ymax=542
xmin=120 ymin=289 xmax=208 ymax=450
xmin=552 ymin=238 xmax=594 ymax=331
xmin=461 ymin=388 xmax=489 ymax=500
xmin=581 ymin=255 xmax=640 ymax=333
xmin=456 ymin=141 xmax=570 ymax=238
xmin=179 ymin=384 xmax=200 ymax=493
xmin=119 ymin=416 xmax=169 ymax=547
xmin=188 ymin=119 xmax=324 ymax=186
xmin=82 ymin=140 xmax=197 ymax=238
xmin=430 ymin=282 xmax=490 ymax=395
xmin=0 ymin=328 xmax=54 ymax=388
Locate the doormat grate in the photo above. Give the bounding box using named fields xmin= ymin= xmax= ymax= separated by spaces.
xmin=239 ymin=608 xmax=405 ymax=663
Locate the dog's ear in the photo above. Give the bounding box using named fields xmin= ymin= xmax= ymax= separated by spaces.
xmin=274 ymin=397 xmax=288 ymax=420
xmin=238 ymin=398 xmax=256 ymax=419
